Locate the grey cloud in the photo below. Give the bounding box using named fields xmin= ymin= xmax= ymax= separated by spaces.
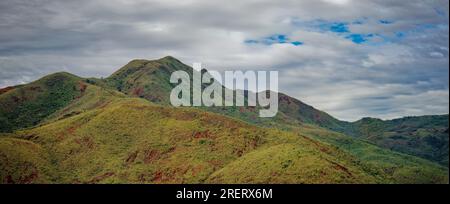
xmin=0 ymin=0 xmax=448 ymax=121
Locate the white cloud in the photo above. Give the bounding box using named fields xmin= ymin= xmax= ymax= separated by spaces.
xmin=0 ymin=0 xmax=448 ymax=121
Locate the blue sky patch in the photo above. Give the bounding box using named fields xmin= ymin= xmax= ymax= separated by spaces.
xmin=265 ymin=34 xmax=288 ymax=44
xmin=379 ymin=20 xmax=394 ymax=24
xmin=291 ymin=41 xmax=304 ymax=46
xmin=245 ymin=34 xmax=303 ymax=46
xmin=345 ymin=34 xmax=371 ymax=44
xmin=329 ymin=22 xmax=350 ymax=33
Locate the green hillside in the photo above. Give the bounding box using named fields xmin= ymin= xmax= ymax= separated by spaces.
xmin=99 ymin=56 xmax=449 ymax=166
xmin=345 ymin=115 xmax=449 ymax=166
xmin=0 ymin=56 xmax=448 ymax=184
xmin=1 ymin=96 xmax=447 ymax=183
xmin=104 ymin=56 xmax=191 ymax=104
xmin=0 ymin=98 xmax=372 ymax=183
xmin=0 ymin=72 xmax=85 ymax=132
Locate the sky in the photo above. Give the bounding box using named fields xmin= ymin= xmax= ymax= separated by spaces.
xmin=0 ymin=0 xmax=448 ymax=121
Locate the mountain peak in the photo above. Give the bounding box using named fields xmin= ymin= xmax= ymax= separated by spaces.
xmin=159 ymin=55 xmax=178 ymax=61
xmin=105 ymin=56 xmax=193 ymax=102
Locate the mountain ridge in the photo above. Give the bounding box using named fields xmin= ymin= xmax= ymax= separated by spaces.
xmin=0 ymin=56 xmax=448 ymax=184
xmin=92 ymin=56 xmax=449 ymax=165
xmin=1 ymin=56 xmax=447 ymax=165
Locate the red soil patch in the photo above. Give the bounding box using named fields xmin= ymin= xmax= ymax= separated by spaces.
xmin=193 ymin=130 xmax=212 ymax=139
xmin=67 ymin=126 xmax=77 ymax=134
xmin=151 ymin=171 xmax=164 ymax=182
xmin=89 ymin=172 xmax=115 ymax=183
xmin=326 ymin=159 xmax=353 ymax=177
xmin=191 ymin=165 xmax=205 ymax=177
xmin=132 ymin=87 xmax=144 ymax=97
xmin=151 ymin=166 xmax=190 ymax=183
xmin=142 ymin=146 xmax=175 ymax=164
xmin=0 ymin=86 xmax=15 ymax=95
xmin=78 ymin=82 xmax=87 ymax=93
xmin=125 ymin=151 xmax=139 ymax=165
xmin=56 ymin=132 xmax=66 ymax=141
xmin=73 ymin=82 xmax=88 ymax=99
xmin=23 ymin=134 xmax=39 ymax=141
xmin=175 ymin=112 xmax=197 ymax=121
xmin=143 ymin=150 xmax=160 ymax=164
xmin=300 ymin=135 xmax=333 ymax=154
xmin=4 ymin=165 xmax=39 ymax=184
xmin=11 ymin=140 xmax=39 ymax=151
xmin=57 ymin=124 xmax=82 ymax=141
xmin=75 ymin=136 xmax=95 ymax=149
xmin=208 ymin=160 xmax=222 ymax=170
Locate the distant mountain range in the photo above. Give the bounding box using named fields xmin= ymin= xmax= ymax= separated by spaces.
xmin=0 ymin=56 xmax=448 ymax=184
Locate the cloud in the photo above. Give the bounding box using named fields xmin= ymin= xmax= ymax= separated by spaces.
xmin=0 ymin=0 xmax=448 ymax=121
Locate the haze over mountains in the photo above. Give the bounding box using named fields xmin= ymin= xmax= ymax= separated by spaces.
xmin=0 ymin=56 xmax=448 ymax=184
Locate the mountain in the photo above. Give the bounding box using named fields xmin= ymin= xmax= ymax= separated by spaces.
xmin=98 ymin=56 xmax=449 ymax=165
xmin=101 ymin=57 xmax=346 ymax=128
xmin=103 ymin=56 xmax=192 ymax=104
xmin=0 ymin=56 xmax=448 ymax=184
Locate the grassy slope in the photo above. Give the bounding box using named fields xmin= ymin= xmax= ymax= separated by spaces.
xmin=104 ymin=57 xmax=188 ymax=104
xmin=0 ymin=57 xmax=448 ymax=184
xmin=102 ymin=57 xmax=448 ymax=167
xmin=289 ymin=124 xmax=448 ymax=184
xmin=103 ymin=57 xmax=344 ymax=129
xmin=0 ymin=136 xmax=54 ymax=184
xmin=0 ymin=72 xmax=85 ymax=132
xmin=2 ymin=97 xmax=447 ymax=184
xmin=0 ymin=98 xmax=383 ymax=184
xmin=346 ymin=116 xmax=449 ymax=166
